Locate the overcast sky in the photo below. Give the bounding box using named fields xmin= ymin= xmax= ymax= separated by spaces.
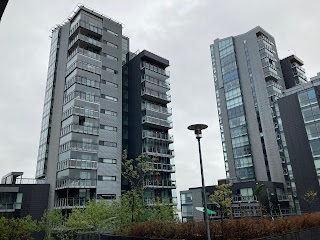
xmin=0 ymin=0 xmax=320 ymax=200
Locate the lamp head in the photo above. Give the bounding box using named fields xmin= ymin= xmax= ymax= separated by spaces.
xmin=188 ymin=124 xmax=208 ymax=139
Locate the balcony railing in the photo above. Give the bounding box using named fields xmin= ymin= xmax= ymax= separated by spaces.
xmin=232 ymin=195 xmax=257 ymax=202
xmin=55 ymin=197 xmax=87 ymax=208
xmin=56 ymin=179 xmax=97 ymax=189
xmin=57 ymin=159 xmax=97 ymax=171
xmin=144 ymin=197 xmax=177 ymax=205
xmin=141 ymin=76 xmax=170 ymax=89
xmin=69 ymin=34 xmax=102 ymax=49
xmin=142 ymin=130 xmax=173 ymax=142
xmin=68 ymin=47 xmax=101 ymax=62
xmin=0 ymin=203 xmax=15 ymax=211
xmin=141 ymin=103 xmax=172 ymax=115
xmin=141 ymin=88 xmax=171 ymax=103
xmin=146 ymin=162 xmax=175 ymax=172
xmin=70 ymin=20 xmax=102 ymax=36
xmin=142 ymin=116 xmax=173 ymax=129
xmin=264 ymin=71 xmax=280 ymax=81
xmin=15 ymin=178 xmax=46 ymax=184
xmin=142 ymin=147 xmax=174 ymax=157
xmin=60 ymin=124 xmax=99 ymax=136
xmin=141 ymin=61 xmax=170 ymax=77
xmin=144 ymin=179 xmax=176 ymax=188
xmin=277 ymin=194 xmax=290 ymax=201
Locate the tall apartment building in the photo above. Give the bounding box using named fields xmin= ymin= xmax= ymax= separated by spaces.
xmin=209 ymin=26 xmax=310 ymax=213
xmin=123 ymin=51 xmax=176 ymax=204
xmin=275 ymin=73 xmax=320 ymax=213
xmin=35 ymin=5 xmax=175 ymax=210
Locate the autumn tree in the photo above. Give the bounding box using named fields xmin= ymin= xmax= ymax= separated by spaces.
xmin=302 ymin=190 xmax=318 ymax=214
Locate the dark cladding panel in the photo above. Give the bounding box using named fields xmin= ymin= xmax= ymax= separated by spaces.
xmin=278 ymin=94 xmax=320 ymax=213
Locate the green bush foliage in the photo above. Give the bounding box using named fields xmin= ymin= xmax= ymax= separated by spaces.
xmin=0 ymin=216 xmax=38 ymax=240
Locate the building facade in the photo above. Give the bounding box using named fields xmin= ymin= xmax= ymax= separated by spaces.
xmin=123 ymin=50 xmax=176 ymax=204
xmin=209 ymin=26 xmax=310 ymax=214
xmin=35 ymin=5 xmax=175 ymax=210
xmin=275 ymin=74 xmax=320 ymax=213
xmin=181 ymin=181 xmax=292 ymax=222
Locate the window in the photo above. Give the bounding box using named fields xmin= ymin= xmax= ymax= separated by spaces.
xmin=101 ymin=79 xmax=118 ymax=88
xmin=102 ymin=66 xmax=118 ymax=74
xmin=107 ymin=54 xmax=118 ymax=61
xmin=99 ymin=176 xmax=116 ymax=181
xmin=101 ymin=94 xmax=118 ymax=102
xmin=103 ymin=40 xmax=118 ymax=49
xmin=100 ymin=124 xmax=117 ymax=131
xmin=99 ymin=141 xmax=117 ymax=147
xmin=98 ymin=194 xmax=116 ymax=200
xmin=99 ymin=158 xmax=117 ymax=164
xmin=103 ymin=28 xmax=118 ymax=37
xmin=100 ymin=109 xmax=117 ymax=116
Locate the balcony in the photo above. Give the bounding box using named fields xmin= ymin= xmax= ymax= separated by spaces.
xmin=14 ymin=178 xmax=45 ymax=184
xmin=277 ymin=194 xmax=290 ymax=202
xmin=141 ymin=76 xmax=170 ymax=89
xmin=144 ymin=197 xmax=177 ymax=205
xmin=56 ymin=179 xmax=96 ymax=190
xmin=68 ymin=47 xmax=101 ymax=62
xmin=141 ymin=88 xmax=171 ymax=104
xmin=142 ymin=116 xmax=172 ymax=130
xmin=57 ymin=159 xmax=97 ymax=171
xmin=142 ymin=130 xmax=173 ymax=143
xmin=68 ymin=34 xmax=102 ymax=50
xmin=70 ymin=20 xmax=102 ymax=37
xmin=264 ymin=71 xmax=280 ymax=81
xmin=232 ymin=195 xmax=257 ymax=202
xmin=61 ymin=124 xmax=99 ymax=136
xmin=141 ymin=103 xmax=172 ymax=115
xmin=142 ymin=146 xmax=174 ymax=158
xmin=54 ymin=197 xmax=86 ymax=208
xmin=146 ymin=162 xmax=175 ymax=173
xmin=144 ymin=179 xmax=176 ymax=189
xmin=141 ymin=61 xmax=170 ymax=77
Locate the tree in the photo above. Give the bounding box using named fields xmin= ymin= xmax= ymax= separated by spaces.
xmin=253 ymin=183 xmax=265 ymax=218
xmin=39 ymin=208 xmax=66 ymax=239
xmin=147 ymin=198 xmax=178 ymax=223
xmin=0 ymin=216 xmax=38 ymax=240
xmin=302 ymin=190 xmax=318 ymax=214
xmin=209 ymin=183 xmax=233 ymax=219
xmin=121 ymin=150 xmax=157 ymax=223
xmin=209 ymin=183 xmax=233 ymax=238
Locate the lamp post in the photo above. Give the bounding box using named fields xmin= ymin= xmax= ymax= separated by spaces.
xmin=188 ymin=124 xmax=211 ymax=240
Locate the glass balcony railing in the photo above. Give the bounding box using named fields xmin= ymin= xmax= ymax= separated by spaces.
xmin=277 ymin=194 xmax=290 ymax=201
xmin=142 ymin=146 xmax=174 ymax=157
xmin=146 ymin=162 xmax=175 ymax=172
xmin=141 ymin=88 xmax=171 ymax=103
xmin=70 ymin=20 xmax=102 ymax=36
xmin=55 ymin=197 xmax=87 ymax=208
xmin=141 ymin=103 xmax=172 ymax=115
xmin=141 ymin=61 xmax=170 ymax=77
xmin=141 ymin=76 xmax=170 ymax=89
xmin=56 ymin=179 xmax=97 ymax=189
xmin=60 ymin=124 xmax=99 ymax=136
xmin=142 ymin=116 xmax=173 ymax=129
xmin=57 ymin=159 xmax=97 ymax=171
xmin=68 ymin=34 xmax=102 ymax=49
xmin=14 ymin=178 xmax=46 ymax=184
xmin=144 ymin=179 xmax=176 ymax=188
xmin=68 ymin=47 xmax=101 ymax=62
xmin=142 ymin=130 xmax=173 ymax=142
xmin=232 ymin=195 xmax=257 ymax=202
xmin=144 ymin=197 xmax=177 ymax=205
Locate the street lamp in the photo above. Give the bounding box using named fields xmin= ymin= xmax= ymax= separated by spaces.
xmin=188 ymin=124 xmax=211 ymax=240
